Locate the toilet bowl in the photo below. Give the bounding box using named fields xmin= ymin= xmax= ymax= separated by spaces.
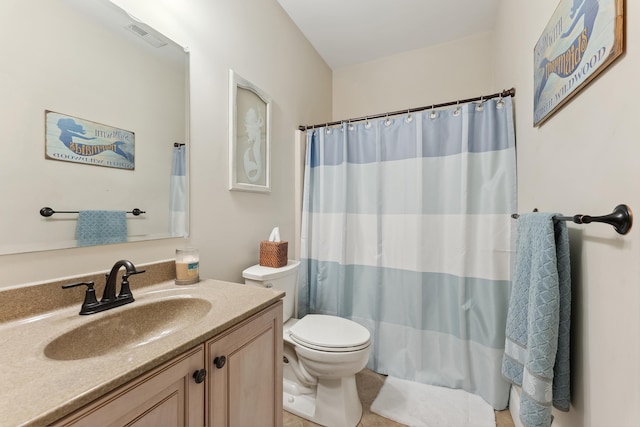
xmin=243 ymin=261 xmax=371 ymax=427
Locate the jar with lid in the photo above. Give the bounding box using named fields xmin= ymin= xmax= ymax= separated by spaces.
xmin=175 ymin=248 xmax=199 ymax=285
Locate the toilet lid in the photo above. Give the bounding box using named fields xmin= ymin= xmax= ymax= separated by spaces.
xmin=288 ymin=314 xmax=370 ymax=351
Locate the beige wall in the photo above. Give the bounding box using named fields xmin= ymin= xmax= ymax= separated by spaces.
xmin=332 ymin=32 xmax=495 ymax=120
xmin=331 ymin=3 xmax=640 ymax=425
xmin=494 ymin=2 xmax=640 ymax=426
xmin=0 ymin=0 xmax=331 ymax=288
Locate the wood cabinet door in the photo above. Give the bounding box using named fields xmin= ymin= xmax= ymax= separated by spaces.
xmin=54 ymin=346 xmax=205 ymax=427
xmin=207 ymin=302 xmax=283 ymax=427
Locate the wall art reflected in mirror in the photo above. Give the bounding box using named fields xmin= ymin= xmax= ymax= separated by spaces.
xmin=0 ymin=0 xmax=189 ymax=255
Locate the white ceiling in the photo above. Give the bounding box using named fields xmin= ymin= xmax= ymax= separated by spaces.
xmin=276 ymin=0 xmax=501 ymax=69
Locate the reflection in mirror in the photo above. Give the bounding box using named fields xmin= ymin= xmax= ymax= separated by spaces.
xmin=0 ymin=0 xmax=189 ymax=255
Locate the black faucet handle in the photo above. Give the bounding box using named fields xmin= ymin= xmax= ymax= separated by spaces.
xmin=119 ymin=269 xmax=144 ymax=299
xmin=62 ymin=281 xmax=100 ymax=315
xmin=62 ymin=281 xmax=95 ymax=290
xmin=104 ymin=268 xmax=144 ymax=282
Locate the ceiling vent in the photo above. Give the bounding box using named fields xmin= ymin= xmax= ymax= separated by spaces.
xmin=125 ymin=23 xmax=167 ymax=48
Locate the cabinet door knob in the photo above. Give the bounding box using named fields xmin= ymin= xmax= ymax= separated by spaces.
xmin=192 ymin=369 xmax=207 ymax=383
xmin=213 ymin=356 xmax=226 ymax=369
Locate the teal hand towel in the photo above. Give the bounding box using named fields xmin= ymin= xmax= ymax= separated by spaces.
xmin=76 ymin=210 xmax=127 ymax=247
xmin=501 ymin=213 xmax=571 ymax=427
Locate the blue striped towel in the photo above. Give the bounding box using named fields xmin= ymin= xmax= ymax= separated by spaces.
xmin=76 ymin=210 xmax=127 ymax=247
xmin=501 ymin=213 xmax=571 ymax=427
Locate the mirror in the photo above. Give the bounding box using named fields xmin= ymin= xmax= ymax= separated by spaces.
xmin=0 ymin=0 xmax=189 ymax=254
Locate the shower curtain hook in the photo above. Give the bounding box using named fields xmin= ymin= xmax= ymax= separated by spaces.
xmin=476 ymin=96 xmax=485 ymax=112
xmin=365 ymin=116 xmax=371 ymax=128
xmin=497 ymin=94 xmax=505 ymax=109
xmin=406 ymin=109 xmax=413 ymax=123
xmin=453 ymin=100 xmax=461 ymax=117
xmin=429 ymin=105 xmax=437 ymax=120
xmin=384 ymin=113 xmax=391 ymax=127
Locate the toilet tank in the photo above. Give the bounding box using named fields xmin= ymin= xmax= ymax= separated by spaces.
xmin=242 ymin=260 xmax=300 ymax=322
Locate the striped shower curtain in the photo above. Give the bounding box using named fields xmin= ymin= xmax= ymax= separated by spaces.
xmin=170 ymin=144 xmax=187 ymax=237
xmin=299 ymin=96 xmax=516 ymax=409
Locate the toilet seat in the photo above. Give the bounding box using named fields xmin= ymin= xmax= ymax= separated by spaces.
xmin=288 ymin=314 xmax=370 ymax=352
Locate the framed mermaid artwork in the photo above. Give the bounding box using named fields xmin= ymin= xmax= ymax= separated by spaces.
xmin=228 ymin=70 xmax=271 ymax=193
xmin=533 ymin=0 xmax=624 ymax=127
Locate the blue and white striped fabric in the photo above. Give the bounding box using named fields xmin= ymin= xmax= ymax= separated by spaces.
xmin=170 ymin=145 xmax=187 ymax=237
xmin=299 ymin=97 xmax=516 ymax=409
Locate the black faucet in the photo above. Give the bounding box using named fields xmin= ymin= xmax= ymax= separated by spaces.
xmin=103 ymin=259 xmax=143 ymax=303
xmin=63 ymin=260 xmax=145 ymax=315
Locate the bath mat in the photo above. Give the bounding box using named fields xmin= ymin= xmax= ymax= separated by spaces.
xmin=370 ymin=376 xmax=495 ymax=427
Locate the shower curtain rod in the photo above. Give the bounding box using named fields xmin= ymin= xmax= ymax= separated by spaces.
xmin=298 ymin=87 xmax=516 ymax=131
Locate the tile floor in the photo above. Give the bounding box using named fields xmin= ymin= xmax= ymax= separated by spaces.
xmin=283 ymin=369 xmax=515 ymax=427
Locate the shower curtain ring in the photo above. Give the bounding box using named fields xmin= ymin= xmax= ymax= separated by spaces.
xmin=384 ymin=113 xmax=391 ymax=127
xmin=453 ymin=100 xmax=461 ymax=117
xmin=476 ymin=96 xmax=485 ymax=112
xmin=406 ymin=109 xmax=413 ymax=123
xmin=429 ymin=105 xmax=437 ymax=120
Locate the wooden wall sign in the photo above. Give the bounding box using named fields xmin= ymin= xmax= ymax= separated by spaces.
xmin=45 ymin=111 xmax=135 ymax=170
xmin=533 ymin=0 xmax=624 ymax=127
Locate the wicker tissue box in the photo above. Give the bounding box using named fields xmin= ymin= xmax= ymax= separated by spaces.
xmin=259 ymin=241 xmax=288 ymax=268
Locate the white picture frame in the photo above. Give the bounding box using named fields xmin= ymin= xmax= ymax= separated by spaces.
xmin=228 ymin=70 xmax=271 ymax=192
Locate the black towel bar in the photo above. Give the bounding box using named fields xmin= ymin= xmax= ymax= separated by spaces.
xmin=40 ymin=207 xmax=145 ymax=217
xmin=511 ymin=204 xmax=633 ymax=235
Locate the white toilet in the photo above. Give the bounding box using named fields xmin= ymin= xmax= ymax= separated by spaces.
xmin=243 ymin=260 xmax=371 ymax=427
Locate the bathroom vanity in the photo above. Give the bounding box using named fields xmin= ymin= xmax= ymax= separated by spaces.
xmin=0 ymin=262 xmax=283 ymax=426
xmin=54 ymin=302 xmax=282 ymax=426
